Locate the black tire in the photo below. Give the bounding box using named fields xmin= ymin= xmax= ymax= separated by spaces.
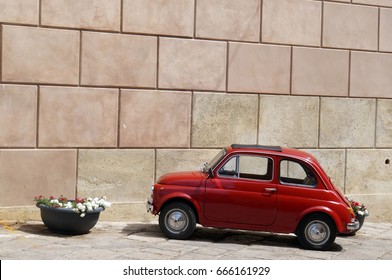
xmin=297 ymin=213 xmax=336 ymax=250
xmin=159 ymin=202 xmax=196 ymax=240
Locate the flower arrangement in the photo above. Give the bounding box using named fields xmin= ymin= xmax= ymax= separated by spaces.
xmin=347 ymin=197 xmax=369 ymax=217
xmin=34 ymin=195 xmax=111 ymax=217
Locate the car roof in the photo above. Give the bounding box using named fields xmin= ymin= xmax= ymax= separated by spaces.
xmin=228 ymin=144 xmax=317 ymax=163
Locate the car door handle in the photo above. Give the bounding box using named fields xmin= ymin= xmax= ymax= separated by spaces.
xmin=264 ymin=188 xmax=277 ymax=192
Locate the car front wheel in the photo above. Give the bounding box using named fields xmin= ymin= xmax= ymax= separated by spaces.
xmin=297 ymin=214 xmax=336 ymax=250
xmin=159 ymin=202 xmax=196 ymax=240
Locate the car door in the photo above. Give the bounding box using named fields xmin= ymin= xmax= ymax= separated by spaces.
xmin=275 ymin=158 xmax=327 ymax=228
xmin=204 ymin=154 xmax=277 ymax=226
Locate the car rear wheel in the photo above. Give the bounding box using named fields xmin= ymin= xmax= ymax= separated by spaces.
xmin=159 ymin=202 xmax=196 ymax=240
xmin=297 ymin=214 xmax=336 ymax=250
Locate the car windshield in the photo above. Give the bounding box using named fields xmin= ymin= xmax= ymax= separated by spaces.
xmin=202 ymin=148 xmax=226 ymax=172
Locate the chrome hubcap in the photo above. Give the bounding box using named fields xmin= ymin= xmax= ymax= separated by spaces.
xmin=165 ymin=209 xmax=188 ymax=234
xmin=305 ymin=220 xmax=330 ymax=245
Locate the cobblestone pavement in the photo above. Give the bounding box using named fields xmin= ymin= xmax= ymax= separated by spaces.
xmin=1 ymin=220 xmax=391 ymax=260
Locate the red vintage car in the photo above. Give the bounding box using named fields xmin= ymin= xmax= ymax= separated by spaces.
xmin=147 ymin=144 xmax=359 ymax=250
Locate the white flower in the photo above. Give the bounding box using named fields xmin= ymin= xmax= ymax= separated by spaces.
xmin=86 ymin=202 xmax=93 ymax=211
xmin=80 ymin=213 xmax=86 ymax=217
xmin=358 ymin=209 xmax=369 ymax=216
xmin=102 ymin=201 xmax=111 ymax=208
xmin=77 ymin=203 xmax=86 ymax=211
xmin=65 ymin=202 xmax=73 ymax=208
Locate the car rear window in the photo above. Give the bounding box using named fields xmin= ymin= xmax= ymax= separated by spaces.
xmin=279 ymin=159 xmax=317 ymax=187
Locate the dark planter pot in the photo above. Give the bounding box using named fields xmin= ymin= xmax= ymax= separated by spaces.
xmin=354 ymin=214 xmax=366 ymax=233
xmin=37 ymin=204 xmax=103 ymax=235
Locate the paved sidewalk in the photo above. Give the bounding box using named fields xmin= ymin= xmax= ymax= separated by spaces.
xmin=1 ymin=220 xmax=391 ymax=260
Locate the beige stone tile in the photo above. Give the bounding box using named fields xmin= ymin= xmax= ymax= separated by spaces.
xmin=0 ymin=85 xmax=37 ymax=147
xmin=353 ymin=0 xmax=392 ymax=7
xmin=77 ymin=149 xmax=155 ymax=203
xmin=228 ymin=43 xmax=290 ymax=94
xmin=0 ymin=0 xmax=38 ymax=25
xmin=81 ymin=32 xmax=157 ymax=87
xmin=1 ymin=26 xmax=79 ymax=84
xmin=156 ymin=149 xmax=220 ymax=179
xmin=320 ymin=98 xmax=376 ymax=148
xmin=303 ymin=149 xmax=346 ymax=191
xmin=262 ymin=0 xmax=321 ymax=46
xmin=123 ymin=0 xmax=194 ymax=37
xmin=159 ymin=38 xmax=226 ymax=91
xmin=100 ymin=202 xmax=154 ymax=222
xmin=41 ymin=0 xmax=120 ymax=31
xmin=323 ymin=3 xmax=378 ymax=50
xmin=292 ymin=47 xmax=349 ymax=96
xmin=196 ymin=0 xmax=260 ymax=42
xmin=120 ymin=90 xmax=191 ymax=148
xmin=0 ymin=149 xmax=76 ymax=207
xmin=376 ymin=99 xmax=392 ymax=148
xmin=0 ymin=206 xmax=40 ymax=221
xmin=350 ymin=52 xmax=392 ymax=98
xmin=192 ymin=93 xmax=258 ymax=147
xmin=259 ymin=95 xmax=319 ymax=148
xmin=380 ymin=8 xmax=392 ymax=52
xmin=39 ymin=86 xmax=118 ymax=147
xmin=346 ymin=149 xmax=392 ymax=194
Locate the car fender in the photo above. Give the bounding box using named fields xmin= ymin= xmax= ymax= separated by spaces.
xmin=157 ymin=191 xmax=202 ymax=218
xmin=297 ymin=206 xmax=346 ymax=233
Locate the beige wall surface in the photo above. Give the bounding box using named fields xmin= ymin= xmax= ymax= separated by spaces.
xmin=1 ymin=0 xmax=391 ymax=222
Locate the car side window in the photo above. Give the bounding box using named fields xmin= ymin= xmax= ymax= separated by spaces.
xmin=218 ymin=156 xmax=238 ymax=177
xmin=279 ymin=159 xmax=317 ymax=187
xmin=218 ymin=155 xmax=273 ymax=181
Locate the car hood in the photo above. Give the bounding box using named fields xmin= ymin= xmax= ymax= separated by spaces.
xmin=157 ymin=171 xmax=205 ymax=187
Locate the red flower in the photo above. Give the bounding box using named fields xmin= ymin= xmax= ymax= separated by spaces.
xmin=352 ymin=201 xmax=360 ymax=207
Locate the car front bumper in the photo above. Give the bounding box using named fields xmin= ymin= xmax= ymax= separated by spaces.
xmin=347 ymin=220 xmax=360 ymax=231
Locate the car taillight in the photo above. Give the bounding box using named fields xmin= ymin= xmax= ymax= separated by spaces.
xmin=347 ymin=207 xmax=356 ymax=221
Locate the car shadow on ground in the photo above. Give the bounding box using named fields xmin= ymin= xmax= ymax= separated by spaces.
xmin=121 ymin=223 xmax=343 ymax=252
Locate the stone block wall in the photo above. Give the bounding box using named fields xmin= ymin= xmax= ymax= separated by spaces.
xmin=0 ymin=0 xmax=391 ymax=222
